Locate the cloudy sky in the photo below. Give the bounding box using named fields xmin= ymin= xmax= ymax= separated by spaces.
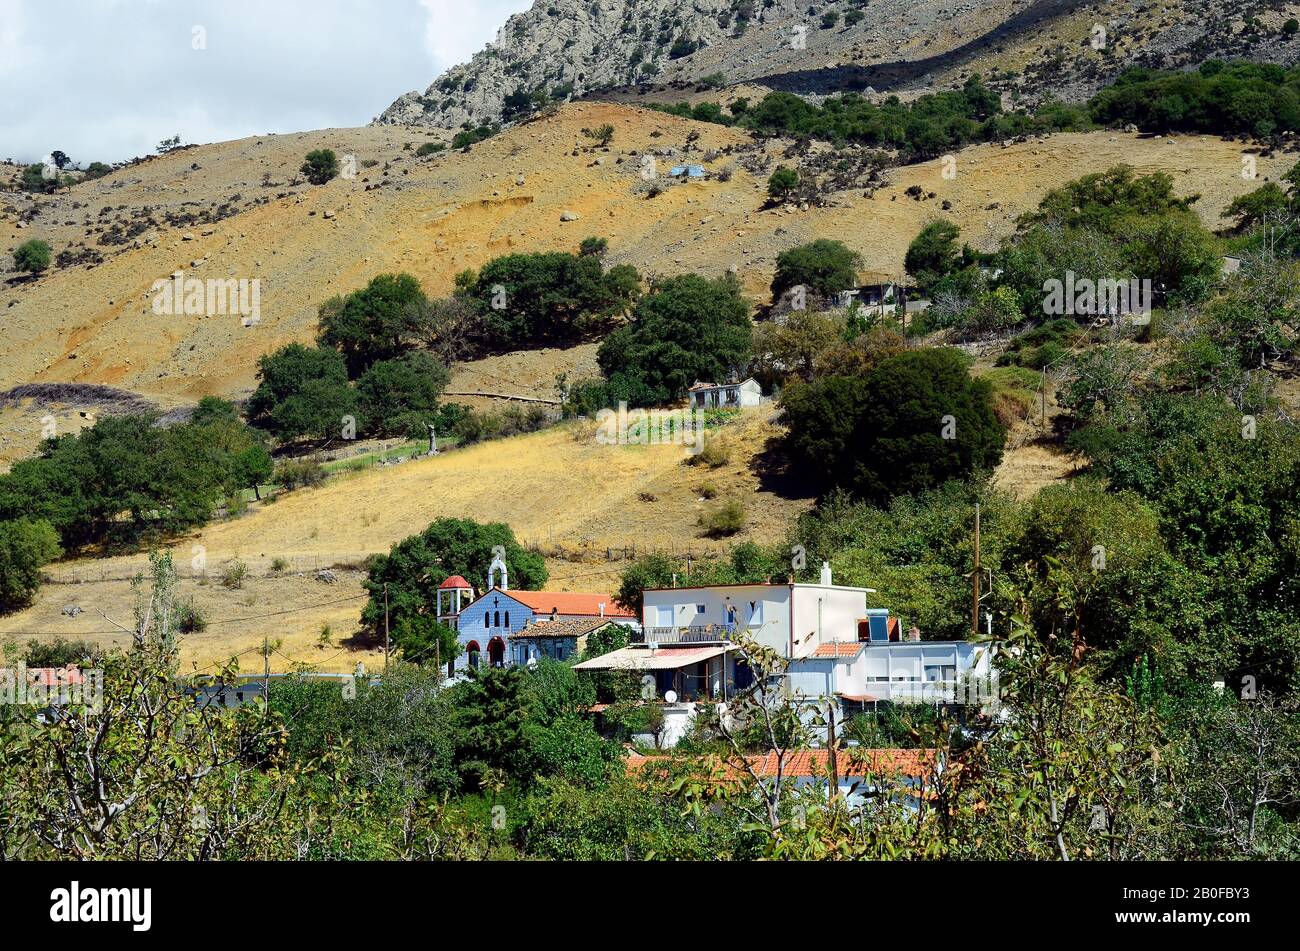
xmin=1 ymin=0 xmax=532 ymax=164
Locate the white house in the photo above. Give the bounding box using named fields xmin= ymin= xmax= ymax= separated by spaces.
xmin=787 ymin=639 xmax=995 ymax=711
xmin=639 ymin=561 xmax=873 ymax=659
xmin=577 ymin=562 xmax=996 ymax=746
xmin=687 ymin=378 xmax=762 ymax=410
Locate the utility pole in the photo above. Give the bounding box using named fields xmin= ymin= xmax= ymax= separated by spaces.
xmin=972 ymin=503 xmax=981 ymax=640
xmin=384 ymin=582 xmax=391 ymax=673
xmin=827 ymin=702 xmax=839 ymax=803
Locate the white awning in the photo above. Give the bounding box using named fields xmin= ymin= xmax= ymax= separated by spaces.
xmin=573 ymin=645 xmax=730 ymax=671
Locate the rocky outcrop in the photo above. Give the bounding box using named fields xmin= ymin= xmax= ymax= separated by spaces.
xmin=375 ymin=0 xmax=1300 ymax=131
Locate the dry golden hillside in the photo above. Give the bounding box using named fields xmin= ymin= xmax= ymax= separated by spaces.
xmin=4 ymin=100 xmax=1289 ymax=407
xmin=0 ymin=409 xmax=807 ymax=672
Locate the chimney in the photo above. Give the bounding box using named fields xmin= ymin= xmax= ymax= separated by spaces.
xmin=820 ymin=561 xmax=832 ymax=586
xmin=550 ymin=607 xmax=558 ymax=622
xmin=599 ymin=602 xmax=606 ymax=618
xmin=908 ymin=624 xmax=921 ymax=642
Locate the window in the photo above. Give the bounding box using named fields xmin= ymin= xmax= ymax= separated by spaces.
xmin=696 ymin=604 xmax=707 ymax=615
xmin=484 ymin=612 xmax=489 ymax=628
xmin=749 ymin=601 xmax=764 ymax=626
xmin=504 ymin=611 xmax=510 ymax=628
xmin=494 ymin=610 xmax=500 ymax=627
xmin=655 ymin=605 xmax=673 ymax=627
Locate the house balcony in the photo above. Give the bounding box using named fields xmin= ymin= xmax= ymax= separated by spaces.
xmin=845 ymin=680 xmax=994 ymax=705
xmin=636 ymin=623 xmax=738 ymax=644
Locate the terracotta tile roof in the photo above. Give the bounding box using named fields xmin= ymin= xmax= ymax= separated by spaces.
xmin=813 ymin=642 xmax=866 ymax=658
xmin=505 ymin=590 xmax=635 ymax=619
xmin=510 ymin=617 xmax=617 ymax=640
xmin=751 ymin=749 xmax=934 ymax=779
xmin=625 ymin=748 xmax=936 ymax=780
xmin=438 ymin=575 xmax=472 ymax=590
xmin=25 ymin=665 xmax=86 ymax=687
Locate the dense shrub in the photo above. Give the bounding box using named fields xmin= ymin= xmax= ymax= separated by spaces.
xmin=13 ymin=239 xmax=52 ymax=274
xmin=274 ymin=457 xmax=327 ymax=490
xmin=780 ymin=348 xmax=1005 ymax=501
xmin=0 ymin=412 xmax=269 ymax=550
xmin=1089 ymin=61 xmax=1300 ymax=138
xmin=699 ymin=498 xmax=746 ymax=537
xmin=742 ymin=76 xmax=1088 ymax=159
xmin=451 ymin=125 xmax=498 ymax=149
xmin=767 ymin=166 xmax=799 ymax=202
xmin=317 ymin=273 xmax=427 ymax=377
xmin=904 ymin=220 xmax=968 ymax=291
xmin=248 ymin=344 xmax=357 ymax=442
xmin=596 ymin=273 xmax=752 ymax=404
xmin=356 ymin=351 xmax=451 ymax=438
xmin=463 ymin=251 xmax=641 ymax=349
xmin=300 ymin=148 xmax=340 ymax=185
xmin=0 ymin=519 xmax=61 ymax=612
xmin=771 ymin=239 xmax=862 ymax=298
xmin=360 ymin=517 xmax=547 ymax=636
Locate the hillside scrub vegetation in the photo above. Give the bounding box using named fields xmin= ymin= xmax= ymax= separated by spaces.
xmin=0 ymin=518 xmax=62 ymax=612
xmin=12 ymin=239 xmax=53 ymax=275
xmin=651 ymin=75 xmax=1089 ymax=161
xmin=300 ymin=148 xmax=340 ymax=185
xmin=771 ymin=239 xmax=862 ymax=299
xmin=0 ymin=398 xmax=272 ymax=554
xmin=780 ymin=347 xmax=1006 ymax=502
xmin=1088 ymin=60 xmax=1300 ymax=138
xmin=249 ymin=273 xmax=460 ymax=443
xmin=588 ymin=273 xmax=753 ymax=407
xmin=904 ymin=166 xmax=1222 ymax=336
xmin=459 ymin=250 xmax=641 ymax=350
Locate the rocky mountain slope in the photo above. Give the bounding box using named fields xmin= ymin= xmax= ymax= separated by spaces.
xmin=376 ymin=0 xmax=1300 ymax=131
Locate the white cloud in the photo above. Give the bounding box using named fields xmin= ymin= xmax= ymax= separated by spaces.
xmin=0 ymin=0 xmax=32 ymax=76
xmin=417 ymin=0 xmax=532 ymax=71
xmin=0 ymin=0 xmax=530 ymax=164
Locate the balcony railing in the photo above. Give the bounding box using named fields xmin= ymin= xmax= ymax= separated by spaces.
xmin=637 ymin=623 xmax=738 ymax=644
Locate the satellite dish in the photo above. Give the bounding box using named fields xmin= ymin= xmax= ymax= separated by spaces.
xmin=664 ymin=690 xmax=678 ymax=704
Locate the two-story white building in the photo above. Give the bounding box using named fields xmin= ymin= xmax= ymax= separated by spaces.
xmin=575 ymin=562 xmax=996 ymax=745
xmin=638 ymin=561 xmax=871 ymax=660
